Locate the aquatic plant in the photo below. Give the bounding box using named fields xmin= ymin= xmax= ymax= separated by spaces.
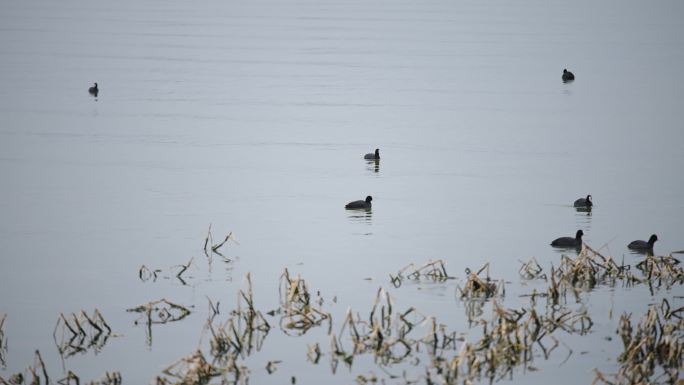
xmin=53 ymin=309 xmax=113 ymax=358
xmin=203 ymin=224 xmax=237 ymax=258
xmin=0 ymin=350 xmax=49 ymax=385
xmin=592 ymin=299 xmax=683 ymax=385
xmin=277 ymin=268 xmax=331 ymax=336
xmin=204 ymin=273 xmax=270 ymax=363
xmin=429 ymin=300 xmax=591 ymax=384
xmin=457 ymin=263 xmax=504 ymax=299
xmin=390 ymin=259 xmax=451 ymax=287
xmin=154 ymin=350 xmax=245 ymax=385
xmin=127 ymin=299 xmax=192 ymax=346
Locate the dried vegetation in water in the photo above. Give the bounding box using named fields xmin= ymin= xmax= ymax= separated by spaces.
xmin=53 ymin=309 xmax=113 ymax=358
xmin=3 ymin=234 xmax=683 ymax=385
xmin=155 ymin=350 xmax=244 ymax=385
xmin=390 ymin=259 xmax=452 ymax=287
xmin=0 ymin=349 xmax=121 ymax=385
xmin=127 ymin=299 xmax=192 ymax=346
xmin=156 ymin=274 xmax=270 ymax=385
xmin=204 ymin=273 xmax=270 ymax=364
xmin=458 ymin=263 xmax=504 ymax=299
xmin=429 ymin=300 xmax=591 ymax=384
xmin=277 ymin=268 xmax=331 ymax=335
xmin=592 ymin=299 xmax=683 ymax=385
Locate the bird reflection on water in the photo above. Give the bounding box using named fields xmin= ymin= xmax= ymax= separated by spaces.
xmin=347 ymin=207 xmax=372 ymax=226
xmin=366 ymin=158 xmax=380 ymax=173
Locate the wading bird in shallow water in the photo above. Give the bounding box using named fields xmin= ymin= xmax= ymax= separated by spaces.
xmin=89 ymin=82 xmax=99 ymax=96
xmin=345 ymin=196 xmax=372 ymax=209
xmin=574 ymin=194 xmax=592 ymax=208
xmin=551 ymin=229 xmax=583 ymax=248
xmin=364 ymin=149 xmax=380 ymax=160
xmin=628 ymin=234 xmax=658 ymax=252
xmin=562 ymin=69 xmax=575 ymax=82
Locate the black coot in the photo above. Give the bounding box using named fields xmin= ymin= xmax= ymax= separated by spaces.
xmin=628 ymin=234 xmax=658 ymax=251
xmin=345 ymin=195 xmax=372 ymax=209
xmin=562 ymin=69 xmax=575 ymax=82
xmin=551 ymin=229 xmax=584 ymax=248
xmin=364 ymin=149 xmax=380 ymax=160
xmin=574 ymin=194 xmax=592 ymax=208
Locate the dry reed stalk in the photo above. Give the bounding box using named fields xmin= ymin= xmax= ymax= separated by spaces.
xmin=307 ymin=343 xmax=322 ymax=364
xmin=635 ymin=254 xmax=684 ymax=289
xmin=156 ymin=350 xmax=235 ymax=385
xmin=278 ymin=269 xmax=330 ymax=335
xmin=0 ymin=350 xmax=53 ymax=385
xmin=205 ymin=273 xmax=270 ymax=362
xmin=519 ymin=257 xmax=546 ymax=280
xmin=390 ymin=259 xmax=452 ymax=287
xmin=203 ymin=224 xmax=237 ymax=256
xmin=127 ymin=299 xmax=191 ymax=325
xmin=53 ymin=309 xmax=113 ymax=358
xmin=458 ymin=263 xmax=504 ymax=299
xmin=593 ymin=299 xmax=683 ymax=385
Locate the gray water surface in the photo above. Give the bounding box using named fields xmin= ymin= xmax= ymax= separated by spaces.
xmin=1 ymin=0 xmax=683 ymax=383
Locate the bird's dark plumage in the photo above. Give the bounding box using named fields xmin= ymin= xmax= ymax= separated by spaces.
xmin=89 ymin=82 xmax=99 ymax=96
xmin=562 ymin=69 xmax=575 ymax=82
xmin=574 ymin=195 xmax=593 ymax=208
xmin=628 ymin=234 xmax=658 ymax=251
xmin=364 ymin=149 xmax=380 ymax=160
xmin=345 ymin=195 xmax=372 ymax=209
xmin=551 ymin=230 xmax=584 ymax=248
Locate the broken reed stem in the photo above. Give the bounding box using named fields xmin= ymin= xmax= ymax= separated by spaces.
xmin=593 ymin=298 xmax=683 ymax=385
xmin=127 ymin=299 xmax=191 ymax=325
xmin=34 ymin=350 xmax=49 ymax=385
xmin=390 ymin=259 xmax=452 ymax=287
xmin=204 ymin=223 xmax=213 ymax=254
xmin=176 ymin=257 xmax=194 ymax=278
xmin=212 ymin=232 xmax=234 ymax=252
xmin=458 ymin=263 xmax=503 ymax=299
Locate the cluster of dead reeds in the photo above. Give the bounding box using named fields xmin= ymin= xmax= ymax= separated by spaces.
xmin=520 ymin=245 xmax=684 ymax=307
xmin=0 ymin=351 xmax=48 ymax=385
xmin=634 ymin=254 xmax=684 ymax=290
xmin=127 ymin=299 xmax=192 ymax=346
xmin=390 ymin=259 xmax=451 ymax=287
xmin=592 ymin=299 xmax=683 ymax=385
xmin=0 ymin=350 xmax=118 ymax=385
xmin=203 ymin=225 xmax=237 ymax=259
xmin=154 ymin=350 xmax=239 ymax=385
xmin=328 ymin=287 xmax=426 ymax=369
xmin=58 ymin=370 xmax=122 ymax=385
xmin=205 ymin=273 xmax=270 ymax=362
xmin=156 ymin=274 xmax=270 ymax=385
xmin=458 ymin=263 xmax=504 ymax=299
xmin=53 ymin=310 xmax=112 ymax=358
xmin=430 ymin=300 xmax=592 ymax=383
xmin=277 ymin=268 xmax=331 ymax=335
xmin=139 ymin=257 xmax=195 ymax=284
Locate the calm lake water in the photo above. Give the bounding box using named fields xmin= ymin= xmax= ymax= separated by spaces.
xmin=1 ymin=0 xmax=683 ymax=383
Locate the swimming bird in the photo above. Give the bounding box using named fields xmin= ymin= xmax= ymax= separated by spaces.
xmin=574 ymin=195 xmax=593 ymax=208
xmin=562 ymin=69 xmax=575 ymax=82
xmin=89 ymin=82 xmax=99 ymax=96
xmin=364 ymin=149 xmax=380 ymax=160
xmin=551 ymin=230 xmax=584 ymax=248
xmin=345 ymin=195 xmax=372 ymax=209
xmin=628 ymin=234 xmax=658 ymax=251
